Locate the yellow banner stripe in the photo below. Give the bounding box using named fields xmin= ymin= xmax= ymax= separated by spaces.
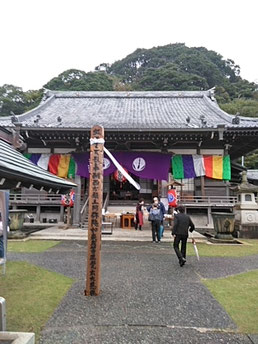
xmin=57 ymin=155 xmax=71 ymax=178
xmin=212 ymin=156 xmax=223 ymax=179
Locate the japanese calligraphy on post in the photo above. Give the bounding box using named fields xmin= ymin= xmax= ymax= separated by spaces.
xmin=85 ymin=125 xmax=104 ymax=296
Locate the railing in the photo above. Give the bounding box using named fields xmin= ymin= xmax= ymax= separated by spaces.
xmin=9 ymin=193 xmax=62 ymax=204
xmin=178 ymin=195 xmax=238 ymax=205
xmin=103 ymin=192 xmax=109 ymax=212
xmin=9 ymin=192 xmax=258 ymax=210
xmin=80 ymin=195 xmax=89 ymax=226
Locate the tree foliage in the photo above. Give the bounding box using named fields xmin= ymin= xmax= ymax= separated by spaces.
xmin=44 ymin=69 xmax=114 ymax=91
xmin=1 ymin=43 xmax=258 ymax=121
xmin=242 ymin=149 xmax=258 ymax=169
xmin=0 ymin=84 xmax=42 ymax=117
xmin=135 ymin=63 xmax=209 ymax=91
xmin=102 ymin=43 xmax=244 ymax=90
xmin=95 ymin=43 xmax=258 ymax=117
xmin=220 ymin=99 xmax=258 ymax=117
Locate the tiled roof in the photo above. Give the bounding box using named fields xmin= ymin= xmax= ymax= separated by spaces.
xmin=0 ymin=90 xmax=257 ymax=130
xmin=247 ymin=170 xmax=258 ymax=181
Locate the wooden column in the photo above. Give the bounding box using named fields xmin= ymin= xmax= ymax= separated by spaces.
xmin=85 ymin=126 xmax=104 ymax=296
xmin=73 ymin=174 xmax=81 ymax=226
xmin=60 ymin=205 xmax=64 ymax=223
xmin=197 ymin=147 xmax=205 ymax=198
xmin=36 ymin=205 xmax=41 ymax=222
xmin=200 ymin=176 xmax=205 ymax=197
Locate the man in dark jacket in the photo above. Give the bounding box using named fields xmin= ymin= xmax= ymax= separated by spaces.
xmin=172 ymin=206 xmax=195 ymax=266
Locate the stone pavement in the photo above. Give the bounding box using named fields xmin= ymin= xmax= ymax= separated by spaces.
xmin=8 ymin=240 xmax=258 ymax=344
xmin=29 ymin=225 xmax=205 ymax=242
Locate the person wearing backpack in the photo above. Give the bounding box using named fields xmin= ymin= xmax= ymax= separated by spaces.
xmin=148 ymin=197 xmax=166 ymax=239
xmin=149 ymin=203 xmax=161 ymax=243
xmin=153 ymin=197 xmax=166 ymax=237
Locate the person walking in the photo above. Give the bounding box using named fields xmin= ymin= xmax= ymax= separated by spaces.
xmin=149 ymin=203 xmax=161 ymax=243
xmin=172 ymin=205 xmax=195 ymax=266
xmin=135 ymin=198 xmax=144 ymax=230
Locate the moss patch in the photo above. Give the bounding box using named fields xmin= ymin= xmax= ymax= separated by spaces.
xmin=185 ymin=239 xmax=258 ymax=257
xmin=203 ymin=270 xmax=258 ymax=333
xmin=8 ymin=240 xmax=60 ymax=253
xmin=0 ymin=261 xmax=74 ymax=342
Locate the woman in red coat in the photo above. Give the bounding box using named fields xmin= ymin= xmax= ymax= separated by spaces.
xmin=135 ymin=198 xmax=144 ymax=230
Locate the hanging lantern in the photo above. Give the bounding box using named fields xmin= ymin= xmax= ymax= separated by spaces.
xmin=114 ymin=168 xmax=127 ymax=187
xmin=168 ymin=189 xmax=177 ymax=207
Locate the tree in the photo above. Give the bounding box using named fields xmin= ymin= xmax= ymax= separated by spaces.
xmin=0 ymin=84 xmax=42 ymax=117
xmin=219 ymin=99 xmax=258 ymax=117
xmin=215 ymin=86 xmax=231 ymax=104
xmin=44 ymin=69 xmax=114 ymax=91
xmin=1 ymin=43 xmax=258 ymax=118
xmin=135 ymin=64 xmax=208 ymax=91
xmin=103 ymin=43 xmax=243 ymax=89
xmin=243 ymin=149 xmax=258 ymax=169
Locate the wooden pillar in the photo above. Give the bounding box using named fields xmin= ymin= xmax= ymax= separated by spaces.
xmin=36 ymin=205 xmax=40 ymax=222
xmin=66 ymin=206 xmax=71 ymax=226
xmin=197 ymin=146 xmax=205 ymax=198
xmin=85 ymin=126 xmax=104 ymax=296
xmin=225 ymin=180 xmax=230 ymax=198
xmin=73 ymin=175 xmax=81 ymax=225
xmin=207 ymin=206 xmax=212 ymax=226
xmin=200 ymin=176 xmax=205 ymax=197
xmin=60 ymin=205 xmax=64 ymax=222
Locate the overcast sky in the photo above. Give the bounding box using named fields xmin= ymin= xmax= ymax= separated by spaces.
xmin=1 ymin=0 xmax=257 ymax=91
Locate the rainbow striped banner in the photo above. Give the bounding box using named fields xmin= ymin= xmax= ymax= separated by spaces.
xmin=172 ymin=155 xmax=231 ymax=180
xmin=24 ymin=153 xmax=76 ymax=179
xmin=24 ymin=153 xmax=231 ymax=181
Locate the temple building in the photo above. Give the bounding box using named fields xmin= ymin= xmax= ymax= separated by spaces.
xmin=0 ymin=89 xmax=258 ymax=226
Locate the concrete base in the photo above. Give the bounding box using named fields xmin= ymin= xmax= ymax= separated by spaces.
xmin=208 ymin=237 xmax=242 ymax=244
xmin=215 ymin=233 xmax=234 ymax=240
xmin=239 ymin=224 xmax=258 ymax=239
xmin=29 ymin=225 xmax=206 ymax=242
xmin=7 ymin=230 xmax=27 ymax=240
xmin=0 ymin=332 xmax=35 ymax=344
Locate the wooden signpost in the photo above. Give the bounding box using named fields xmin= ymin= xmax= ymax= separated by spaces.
xmin=85 ymin=126 xmax=104 ymax=296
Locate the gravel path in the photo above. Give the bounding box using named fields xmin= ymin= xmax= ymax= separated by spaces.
xmin=8 ymin=241 xmax=258 ymax=344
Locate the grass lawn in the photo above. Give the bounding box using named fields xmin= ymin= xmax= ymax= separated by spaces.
xmin=186 ymin=239 xmax=258 ymax=257
xmin=203 ymin=270 xmax=258 ymax=333
xmin=0 ymin=261 xmax=74 ymax=342
xmin=8 ymin=240 xmax=60 ymax=253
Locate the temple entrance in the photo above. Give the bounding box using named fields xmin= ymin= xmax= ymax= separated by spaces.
xmin=110 ymin=173 xmax=140 ymax=200
xmin=109 ymin=174 xmax=155 ymax=202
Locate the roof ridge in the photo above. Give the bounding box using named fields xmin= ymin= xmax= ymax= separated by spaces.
xmin=46 ymin=90 xmax=210 ymax=99
xmin=203 ymin=95 xmax=258 ymax=126
xmin=202 ymin=95 xmax=235 ymax=124
xmin=0 ymin=95 xmax=55 ymax=125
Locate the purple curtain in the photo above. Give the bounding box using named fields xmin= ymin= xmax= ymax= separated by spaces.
xmin=73 ymin=152 xmax=171 ymax=180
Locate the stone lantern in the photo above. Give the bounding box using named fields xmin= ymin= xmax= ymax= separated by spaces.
xmin=232 ymin=171 xmax=258 ymax=238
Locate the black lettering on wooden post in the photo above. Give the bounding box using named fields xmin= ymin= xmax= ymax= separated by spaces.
xmin=85 ymin=125 xmax=104 ymax=296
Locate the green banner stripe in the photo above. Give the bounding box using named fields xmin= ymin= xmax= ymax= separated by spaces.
xmin=172 ymin=155 xmax=184 ymax=179
xmin=223 ymin=155 xmax=231 ymax=180
xmin=23 ymin=153 xmax=32 ymax=160
xmin=67 ymin=157 xmax=76 ymax=179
